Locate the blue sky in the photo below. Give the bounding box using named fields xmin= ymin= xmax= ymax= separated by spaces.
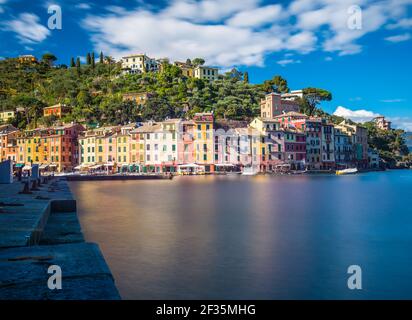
xmin=0 ymin=0 xmax=411 ymax=130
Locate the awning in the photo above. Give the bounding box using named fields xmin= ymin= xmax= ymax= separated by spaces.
xmin=90 ymin=164 xmax=103 ymax=169
xmin=49 ymin=164 xmax=57 ymax=167
xmin=39 ymin=164 xmax=49 ymax=169
xmin=178 ymin=163 xmax=202 ymax=168
xmin=74 ymin=165 xmax=82 ymax=170
xmin=15 ymin=163 xmax=25 ymax=168
xmin=103 ymin=163 xmax=114 ymax=167
xmin=22 ymin=165 xmax=32 ymax=171
xmin=215 ymin=163 xmax=235 ymax=167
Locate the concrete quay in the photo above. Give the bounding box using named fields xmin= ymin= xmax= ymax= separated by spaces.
xmin=0 ymin=177 xmax=120 ymax=300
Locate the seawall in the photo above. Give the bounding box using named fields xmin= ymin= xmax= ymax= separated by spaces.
xmin=0 ymin=177 xmax=121 ymax=300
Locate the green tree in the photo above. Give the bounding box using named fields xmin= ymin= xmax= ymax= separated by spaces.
xmin=301 ymin=87 xmax=332 ymax=116
xmin=70 ymin=57 xmax=75 ymax=68
xmin=100 ymin=51 xmax=104 ymax=64
xmin=86 ymin=53 xmax=91 ymax=65
xmin=192 ymin=58 xmax=205 ymax=66
xmin=41 ymin=53 xmax=57 ymax=67
xmin=244 ymin=71 xmax=249 ymax=84
xmin=76 ymin=57 xmax=81 ymax=76
xmin=91 ymin=52 xmax=95 ymax=69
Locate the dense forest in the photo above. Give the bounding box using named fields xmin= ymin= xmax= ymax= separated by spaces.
xmin=0 ymin=53 xmax=409 ymax=165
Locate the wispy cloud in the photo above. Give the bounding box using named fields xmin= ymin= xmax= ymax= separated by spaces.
xmin=3 ymin=13 xmax=50 ymax=43
xmin=386 ymin=18 xmax=412 ymax=30
xmin=380 ymin=98 xmax=405 ymax=103
xmin=333 ymin=106 xmax=380 ymax=123
xmin=385 ymin=33 xmax=411 ymax=43
xmin=75 ymin=3 xmax=92 ymax=10
xmin=0 ymin=0 xmax=8 ymax=13
xmin=277 ymin=59 xmax=302 ymax=67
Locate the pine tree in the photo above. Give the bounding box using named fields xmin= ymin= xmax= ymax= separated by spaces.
xmin=91 ymin=52 xmax=95 ymax=69
xmin=100 ymin=51 xmax=104 ymax=64
xmin=76 ymin=57 xmax=81 ymax=76
xmin=86 ymin=53 xmax=91 ymax=65
xmin=244 ymin=71 xmax=249 ymax=84
xmin=70 ymin=57 xmax=75 ymax=68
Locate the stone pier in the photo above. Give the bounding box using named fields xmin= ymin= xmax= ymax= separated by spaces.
xmin=0 ymin=177 xmax=120 ymax=300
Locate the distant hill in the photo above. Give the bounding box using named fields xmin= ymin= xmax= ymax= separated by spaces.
xmin=404 ymin=132 xmax=412 ymax=152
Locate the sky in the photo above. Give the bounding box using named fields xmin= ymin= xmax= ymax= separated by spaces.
xmin=0 ymin=0 xmax=411 ymax=130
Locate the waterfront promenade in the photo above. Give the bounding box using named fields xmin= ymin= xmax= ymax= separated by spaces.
xmin=0 ymin=177 xmax=120 ymax=300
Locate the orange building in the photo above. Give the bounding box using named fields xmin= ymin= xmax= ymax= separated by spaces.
xmin=0 ymin=124 xmax=19 ymax=163
xmin=17 ymin=123 xmax=85 ymax=172
xmin=43 ymin=104 xmax=71 ymax=118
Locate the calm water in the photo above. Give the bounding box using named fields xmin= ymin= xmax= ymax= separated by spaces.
xmin=69 ymin=170 xmax=412 ymax=299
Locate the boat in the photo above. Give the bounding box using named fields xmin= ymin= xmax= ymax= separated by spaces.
xmin=336 ymin=168 xmax=358 ymax=175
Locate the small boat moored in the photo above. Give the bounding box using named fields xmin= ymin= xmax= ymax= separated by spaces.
xmin=336 ymin=168 xmax=358 ymax=175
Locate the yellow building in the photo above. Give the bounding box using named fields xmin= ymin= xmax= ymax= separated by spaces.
xmin=0 ymin=110 xmax=15 ymax=123
xmin=17 ymin=128 xmax=49 ymax=166
xmin=79 ymin=126 xmax=119 ymax=166
xmin=194 ymin=66 xmax=219 ymax=81
xmin=174 ymin=61 xmax=194 ymax=77
xmin=115 ymin=133 xmax=130 ymax=166
xmin=193 ymin=112 xmax=214 ymax=172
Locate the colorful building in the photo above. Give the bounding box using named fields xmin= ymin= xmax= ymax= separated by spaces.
xmin=121 ymin=54 xmax=159 ymax=74
xmin=260 ymin=93 xmax=300 ymax=118
xmin=122 ymin=92 xmax=152 ymax=106
xmin=374 ymin=116 xmax=391 ymax=131
xmin=193 ymin=66 xmax=219 ymax=81
xmin=193 ymin=113 xmax=215 ymax=172
xmin=174 ymin=61 xmax=194 ymax=78
xmin=321 ymin=121 xmax=335 ymax=170
xmin=334 ymin=126 xmax=352 ymax=168
xmin=43 ymin=104 xmax=71 ymax=118
xmin=0 ymin=110 xmax=15 ymax=123
xmin=0 ymin=124 xmax=19 ymax=163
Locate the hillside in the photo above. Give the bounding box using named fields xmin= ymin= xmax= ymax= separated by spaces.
xmin=0 ymin=56 xmax=268 ymax=129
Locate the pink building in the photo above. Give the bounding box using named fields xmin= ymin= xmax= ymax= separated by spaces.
xmin=177 ymin=120 xmax=195 ymax=165
xmin=260 ymin=93 xmax=300 ymax=118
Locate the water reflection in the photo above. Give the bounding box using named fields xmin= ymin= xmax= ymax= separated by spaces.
xmin=70 ymin=171 xmax=412 ymax=299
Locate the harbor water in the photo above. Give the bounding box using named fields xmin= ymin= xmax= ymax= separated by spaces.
xmin=69 ymin=170 xmax=412 ymax=299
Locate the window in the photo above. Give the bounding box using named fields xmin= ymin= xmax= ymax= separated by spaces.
xmin=172 ymin=145 xmax=176 ymax=152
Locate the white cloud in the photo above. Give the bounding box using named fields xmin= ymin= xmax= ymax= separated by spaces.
xmin=75 ymin=3 xmax=91 ymax=10
xmin=277 ymin=59 xmax=301 ymax=67
xmin=226 ymin=4 xmax=283 ymax=28
xmin=162 ymin=0 xmax=258 ymax=23
xmin=83 ymin=8 xmax=286 ymax=67
xmin=81 ymin=0 xmax=412 ymax=67
xmin=324 ymin=56 xmax=333 ymax=61
xmin=0 ymin=0 xmax=7 ymax=13
xmin=4 ymin=13 xmax=50 ymax=43
xmin=387 ymin=18 xmax=412 ymax=29
xmin=380 ymin=98 xmax=405 ymax=103
xmin=333 ymin=106 xmax=380 ymax=123
xmin=389 ymin=117 xmax=412 ymax=131
xmin=385 ymin=33 xmax=411 ymax=42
